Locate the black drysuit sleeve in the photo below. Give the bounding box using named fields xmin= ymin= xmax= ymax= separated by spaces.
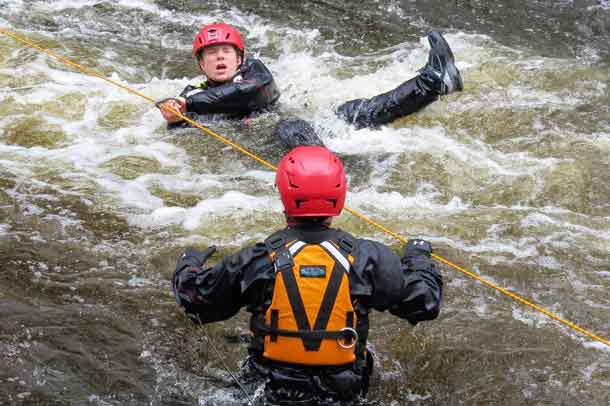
xmin=172 ymin=243 xmax=272 ymax=324
xmin=349 ymin=239 xmax=443 ymax=324
xmin=181 ymin=58 xmax=280 ymax=115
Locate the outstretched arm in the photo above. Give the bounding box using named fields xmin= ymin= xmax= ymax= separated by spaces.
xmin=172 ymin=243 xmax=271 ymax=324
xmin=352 ymin=238 xmax=442 ymax=324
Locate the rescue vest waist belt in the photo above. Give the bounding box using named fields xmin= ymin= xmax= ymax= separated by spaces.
xmin=253 ymin=321 xmax=356 ymax=341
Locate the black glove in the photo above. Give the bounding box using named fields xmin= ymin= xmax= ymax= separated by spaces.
xmin=403 ymin=239 xmax=432 ymax=258
xmin=172 ymin=246 xmax=216 ymax=306
xmin=180 ymin=246 xmax=217 ymax=268
xmin=402 ymin=239 xmax=434 ymax=272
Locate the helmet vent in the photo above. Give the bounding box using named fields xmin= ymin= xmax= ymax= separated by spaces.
xmin=207 ymin=29 xmax=217 ymax=40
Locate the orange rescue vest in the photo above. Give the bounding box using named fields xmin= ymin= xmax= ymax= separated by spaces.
xmin=257 ymin=234 xmax=358 ymax=366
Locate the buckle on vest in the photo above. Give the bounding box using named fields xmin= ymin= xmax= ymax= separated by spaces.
xmin=267 ymin=236 xmax=284 ymax=250
xmin=274 ymin=249 xmax=293 ymax=272
xmin=338 ymin=237 xmax=354 ymax=254
xmin=338 ymin=327 xmax=358 ymax=349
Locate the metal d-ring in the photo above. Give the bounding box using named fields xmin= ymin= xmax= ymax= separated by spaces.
xmin=338 ymin=327 xmax=358 ymax=349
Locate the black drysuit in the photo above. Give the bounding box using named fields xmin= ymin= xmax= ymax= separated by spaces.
xmin=172 ymin=57 xmax=442 ymax=133
xmin=172 ymin=225 xmax=443 ymax=405
xmin=181 ymin=58 xmax=280 ymax=118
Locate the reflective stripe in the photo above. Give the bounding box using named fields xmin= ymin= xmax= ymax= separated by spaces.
xmin=321 ymin=241 xmax=350 ymax=272
xmin=289 ymin=241 xmax=306 ymax=255
xmin=185 ymin=88 xmax=205 ymax=98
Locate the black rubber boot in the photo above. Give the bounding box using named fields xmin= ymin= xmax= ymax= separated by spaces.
xmin=335 ymin=31 xmax=463 ymax=129
xmin=419 ymin=31 xmax=463 ymax=95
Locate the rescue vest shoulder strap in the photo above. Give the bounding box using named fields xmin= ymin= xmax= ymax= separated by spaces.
xmin=264 ymin=228 xmax=356 ymax=250
xmin=334 ymin=229 xmax=356 ymax=257
xmin=263 ymin=228 xmax=355 ymax=273
xmin=264 ymin=228 xmax=299 ymax=254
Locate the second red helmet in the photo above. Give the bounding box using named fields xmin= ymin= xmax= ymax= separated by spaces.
xmin=276 ymin=146 xmax=347 ymax=217
xmin=192 ymin=23 xmax=245 ymax=58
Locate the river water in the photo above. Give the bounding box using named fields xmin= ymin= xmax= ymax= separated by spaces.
xmin=1 ymin=0 xmax=609 ymax=405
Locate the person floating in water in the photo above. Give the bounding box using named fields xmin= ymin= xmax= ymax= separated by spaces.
xmin=172 ymin=145 xmax=443 ymax=405
xmin=157 ymin=23 xmax=280 ymax=126
xmin=157 ymin=23 xmax=463 ymax=144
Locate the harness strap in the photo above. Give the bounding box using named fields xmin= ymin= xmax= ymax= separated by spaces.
xmin=253 ymin=320 xmax=355 ymax=340
xmin=270 ymin=309 xmax=279 ymax=343
xmin=279 ymin=264 xmax=313 ymax=349
xmin=311 ymin=263 xmax=344 ymax=340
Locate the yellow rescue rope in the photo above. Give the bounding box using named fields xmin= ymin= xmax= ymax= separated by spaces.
xmin=2 ymin=27 xmax=608 ymax=348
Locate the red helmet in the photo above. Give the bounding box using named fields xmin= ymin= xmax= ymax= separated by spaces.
xmin=276 ymin=146 xmax=347 ymax=217
xmin=192 ymin=23 xmax=245 ymax=59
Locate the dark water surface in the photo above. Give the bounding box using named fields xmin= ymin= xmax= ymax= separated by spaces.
xmin=1 ymin=0 xmax=609 ymax=405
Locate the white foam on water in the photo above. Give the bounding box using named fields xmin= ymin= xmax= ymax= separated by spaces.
xmin=31 ymin=0 xmax=165 ymax=14
xmin=512 ymin=305 xmax=558 ymax=328
xmin=537 ymin=256 xmax=562 ymax=271
xmin=130 ymin=206 xmax=187 ymax=228
xmin=274 ymin=35 xmax=425 ymax=115
xmin=183 ymin=191 xmax=280 ymax=231
xmin=347 ymin=187 xmax=468 ymax=214
xmin=241 ymin=170 xmax=275 ymax=184
xmin=127 ymin=275 xmax=153 ymax=287
xmin=0 ymin=0 xmax=24 ymax=15
xmin=520 ymin=212 xmax=557 ymax=227
xmin=0 ymin=224 xmax=11 ymax=236
xmin=129 ymin=191 xmax=281 ymax=230
xmin=591 ymin=0 xmax=610 ymax=10
xmin=406 ymin=391 xmax=432 ymax=401
xmin=197 ymin=388 xmax=241 ymax=406
xmin=582 ymin=341 xmax=610 ymax=353
xmin=521 ymin=212 xmax=610 ymax=243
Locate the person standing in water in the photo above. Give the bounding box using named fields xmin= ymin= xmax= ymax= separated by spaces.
xmin=171 ymin=145 xmax=443 ymax=404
